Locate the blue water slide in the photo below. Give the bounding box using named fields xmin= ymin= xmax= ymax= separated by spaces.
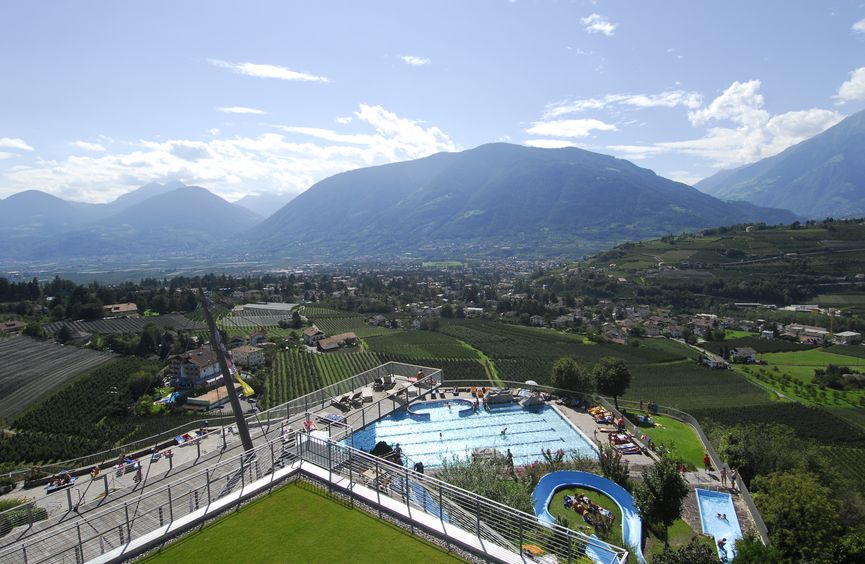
xmin=531 ymin=470 xmax=646 ymax=564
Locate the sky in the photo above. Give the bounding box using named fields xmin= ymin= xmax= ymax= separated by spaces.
xmin=1 ymin=0 xmax=864 ymax=203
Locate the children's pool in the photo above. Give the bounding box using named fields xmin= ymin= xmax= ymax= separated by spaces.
xmin=348 ymin=400 xmax=596 ymax=468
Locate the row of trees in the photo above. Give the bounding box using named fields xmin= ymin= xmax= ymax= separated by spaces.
xmin=551 ymin=356 xmax=632 ymax=409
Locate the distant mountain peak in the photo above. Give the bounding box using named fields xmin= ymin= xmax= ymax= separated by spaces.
xmin=695 ymin=109 xmax=865 ymax=218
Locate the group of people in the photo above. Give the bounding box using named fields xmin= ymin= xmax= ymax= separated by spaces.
xmin=563 ymin=494 xmax=614 ymax=526
xmin=47 ymin=471 xmax=73 ymax=489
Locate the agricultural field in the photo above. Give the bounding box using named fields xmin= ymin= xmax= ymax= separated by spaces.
xmin=0 ymin=335 xmax=115 ymax=420
xmin=0 ymin=357 xmax=177 ymax=464
xmin=438 ymin=320 xmax=694 ymax=385
xmin=365 ymin=331 xmax=479 ymax=359
xmin=262 ymin=349 xmax=384 ymax=407
xmin=314 ymin=316 xmax=396 ymax=338
xmin=759 ymin=349 xmax=865 ymax=368
xmin=820 ymin=446 xmax=865 ymax=492
xmin=702 ymin=336 xmax=817 ymax=355
xmin=43 ymin=314 xmax=202 ymax=336
xmin=222 ymin=312 xmax=293 ymax=328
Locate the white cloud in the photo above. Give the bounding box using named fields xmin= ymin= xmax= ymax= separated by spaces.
xmin=666 ymin=171 xmax=705 ymax=186
xmin=853 ymin=18 xmax=865 ymax=33
xmin=545 ymin=90 xmax=702 ymax=118
xmin=217 ymin=106 xmax=267 ymax=115
xmin=524 ymin=139 xmax=576 ymax=149
xmin=581 ymin=14 xmax=617 ymax=36
xmin=526 ymin=118 xmax=617 ymax=138
xmin=609 ymin=81 xmax=843 ymax=169
xmin=0 ymin=137 xmax=34 ymax=151
xmin=209 ymin=59 xmax=329 ymax=82
xmin=400 ymin=55 xmax=430 ymax=67
xmin=0 ymin=152 xmax=14 ymax=160
xmin=71 ymin=140 xmax=106 ymax=152
xmin=0 ymin=104 xmax=458 ymax=202
xmin=207 ymin=128 xmax=220 ymax=136
xmin=335 ymin=116 xmax=353 ymax=125
xmin=835 ymin=67 xmax=865 ymax=104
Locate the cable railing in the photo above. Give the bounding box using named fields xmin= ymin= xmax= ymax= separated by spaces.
xmin=5 ymin=362 xmax=441 ymax=481
xmin=0 ymin=363 xmax=441 ymax=539
xmin=0 ymin=429 xmax=629 ymax=564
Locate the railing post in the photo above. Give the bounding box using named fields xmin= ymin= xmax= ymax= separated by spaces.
xmin=475 ymin=498 xmax=481 ymax=540
xmin=21 ymin=544 xmax=27 ymax=564
xmin=206 ymin=469 xmax=211 ymax=504
xmin=518 ymin=517 xmax=523 ymax=552
xmin=327 ymin=440 xmax=333 ymax=490
xmin=168 ymin=485 xmax=174 ymax=522
xmin=269 ymin=442 xmax=276 ymax=493
xmin=566 ymin=530 xmax=572 ymax=564
xmin=438 ymin=482 xmax=444 ymax=522
xmin=76 ymin=523 xmax=83 ymax=564
xmin=348 ymin=447 xmax=354 ymax=508
xmin=158 ymin=506 xmax=163 ymax=526
xmin=375 ymin=459 xmax=381 ymax=514
xmin=124 ymin=503 xmax=131 ymax=541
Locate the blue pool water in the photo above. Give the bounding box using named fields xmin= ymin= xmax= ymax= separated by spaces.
xmin=349 ymin=400 xmax=596 ymax=468
xmin=696 ymin=489 xmax=742 ymax=561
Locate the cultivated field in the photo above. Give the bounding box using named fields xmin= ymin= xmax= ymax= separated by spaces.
xmin=0 ymin=335 xmax=115 ymax=420
xmin=43 ymin=314 xmax=202 ymax=336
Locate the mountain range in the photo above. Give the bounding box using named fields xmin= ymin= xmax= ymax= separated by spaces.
xmin=0 ymin=184 xmax=262 ymax=261
xmin=244 ymin=143 xmax=797 ymax=260
xmin=0 ymin=143 xmax=805 ymax=266
xmin=696 ymin=109 xmax=865 ymax=219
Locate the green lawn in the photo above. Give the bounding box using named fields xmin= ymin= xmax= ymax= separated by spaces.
xmin=629 ymin=414 xmax=705 ymax=469
xmin=144 ymin=483 xmax=463 ymax=563
xmin=549 ymin=486 xmax=624 ymax=548
xmin=724 ymin=330 xmax=757 ymax=340
xmin=759 ymin=349 xmax=865 ymax=367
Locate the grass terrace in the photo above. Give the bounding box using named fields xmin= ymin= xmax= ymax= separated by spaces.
xmin=144 ymin=482 xmax=464 ymax=563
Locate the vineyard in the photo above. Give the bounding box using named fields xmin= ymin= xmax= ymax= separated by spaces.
xmin=365 ymin=331 xmax=479 ymax=359
xmin=43 ymin=314 xmax=202 ymax=336
xmin=0 ymin=336 xmax=115 ymax=420
xmin=437 ymin=320 xmax=688 ymax=384
xmin=0 ymin=357 xmax=186 ymax=464
xmin=821 ymin=446 xmax=865 ymax=492
xmin=314 ymin=316 xmax=395 ymax=338
xmin=262 ymin=350 xmax=384 ymax=407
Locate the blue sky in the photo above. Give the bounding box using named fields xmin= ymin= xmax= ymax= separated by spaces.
xmin=1 ymin=0 xmax=864 ymax=203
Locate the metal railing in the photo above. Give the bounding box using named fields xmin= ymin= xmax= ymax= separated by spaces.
xmin=0 ymin=363 xmax=441 ymax=542
xmin=0 ymin=429 xmax=629 ymax=564
xmin=6 ymin=362 xmax=440 ymax=480
xmin=601 ymin=397 xmax=770 ymax=545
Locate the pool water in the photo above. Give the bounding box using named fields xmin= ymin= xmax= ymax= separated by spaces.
xmin=348 ymin=400 xmax=596 ymax=468
xmin=696 ymin=488 xmax=742 ymax=561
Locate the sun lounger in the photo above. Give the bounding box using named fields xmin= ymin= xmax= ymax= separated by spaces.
xmin=361 ymin=387 xmax=374 ymax=403
xmin=349 ymin=391 xmax=363 ymax=406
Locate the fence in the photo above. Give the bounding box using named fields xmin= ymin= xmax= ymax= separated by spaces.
xmin=0 ymin=363 xmax=442 ymax=542
xmin=594 ymin=397 xmax=770 ymax=546
xmin=0 ymin=430 xmax=629 ymax=564
xmin=5 ymin=362 xmax=440 ymax=480
xmin=437 ymin=379 xmax=770 ymax=546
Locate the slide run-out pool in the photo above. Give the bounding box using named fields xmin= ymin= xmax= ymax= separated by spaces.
xmin=531 ymin=470 xmax=646 ymax=564
xmin=696 ymin=488 xmax=742 ymax=561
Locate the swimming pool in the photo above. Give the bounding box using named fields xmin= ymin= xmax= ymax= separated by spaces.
xmin=348 ymin=400 xmax=597 ymax=468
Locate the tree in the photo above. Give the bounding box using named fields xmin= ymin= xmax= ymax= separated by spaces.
xmin=593 ymin=357 xmax=631 ymax=410
xmin=291 ymin=311 xmax=302 ymax=329
xmin=440 ymin=304 xmax=453 ymax=318
xmin=732 ymin=533 xmax=783 ymax=564
xmin=56 ymin=324 xmax=73 ymax=344
xmin=551 ymin=357 xmax=593 ymax=395
xmin=752 ymin=469 xmax=842 ymax=562
xmin=652 ymin=537 xmax=717 ymax=564
xmin=633 ymin=458 xmax=689 ymax=546
xmin=596 ymin=442 xmax=630 ymax=488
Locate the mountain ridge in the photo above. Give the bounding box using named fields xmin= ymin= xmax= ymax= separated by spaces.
xmin=695 ymin=109 xmax=865 ymax=218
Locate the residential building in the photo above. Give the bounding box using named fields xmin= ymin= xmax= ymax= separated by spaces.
xmin=317 ymin=332 xmax=359 ymax=352
xmin=230 ymin=345 xmax=265 ymax=367
xmin=103 ymin=303 xmax=138 ymax=317
xmin=833 ymin=331 xmax=863 ymax=346
xmin=302 ymin=326 xmax=325 ymax=346
xmin=0 ymin=320 xmax=26 ymax=334
xmin=730 ymin=347 xmax=758 ymax=364
xmin=168 ymin=346 xmax=222 ymax=390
